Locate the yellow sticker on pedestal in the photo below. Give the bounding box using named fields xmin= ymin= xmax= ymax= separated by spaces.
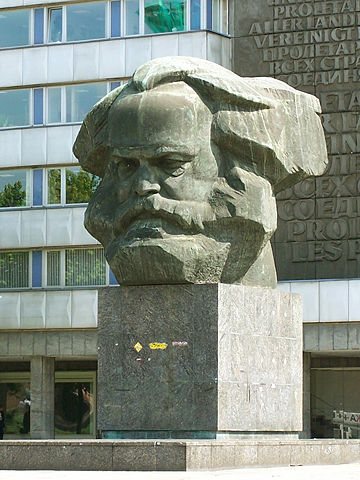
xmin=133 ymin=342 xmax=143 ymax=352
xmin=149 ymin=342 xmax=168 ymax=350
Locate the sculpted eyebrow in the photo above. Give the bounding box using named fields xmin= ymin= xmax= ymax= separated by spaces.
xmin=112 ymin=146 xmax=196 ymax=160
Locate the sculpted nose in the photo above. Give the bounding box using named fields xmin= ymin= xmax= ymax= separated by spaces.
xmin=134 ymin=166 xmax=160 ymax=196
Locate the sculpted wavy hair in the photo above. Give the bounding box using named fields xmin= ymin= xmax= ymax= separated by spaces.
xmin=73 ymin=56 xmax=327 ymax=196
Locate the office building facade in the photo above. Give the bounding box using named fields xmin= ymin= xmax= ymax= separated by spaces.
xmin=0 ymin=0 xmax=359 ymax=440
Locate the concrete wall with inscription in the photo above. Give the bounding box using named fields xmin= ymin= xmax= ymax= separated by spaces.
xmin=232 ymin=0 xmax=360 ymax=280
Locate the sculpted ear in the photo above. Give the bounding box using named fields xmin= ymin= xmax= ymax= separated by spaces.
xmin=73 ymin=85 xmax=126 ymax=178
xmin=212 ymin=77 xmax=328 ymax=194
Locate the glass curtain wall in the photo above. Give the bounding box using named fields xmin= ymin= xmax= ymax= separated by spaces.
xmin=311 ymin=368 xmax=360 ymax=439
xmin=0 ymin=170 xmax=29 ymax=208
xmin=0 ymin=9 xmax=30 ymax=48
xmin=144 ymin=0 xmax=186 ymax=33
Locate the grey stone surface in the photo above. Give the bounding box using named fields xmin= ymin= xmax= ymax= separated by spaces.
xmin=74 ymin=56 xmax=327 ymax=288
xmin=97 ymin=284 xmax=302 ymax=436
xmin=0 ymin=330 xmax=98 ymax=359
xmin=232 ymin=1 xmax=360 ymax=281
xmin=301 ymin=353 xmax=311 ymax=439
xmin=304 ymin=323 xmax=360 ymax=353
xmin=0 ymin=439 xmax=360 ymax=471
xmin=30 ymin=356 xmax=55 ymax=439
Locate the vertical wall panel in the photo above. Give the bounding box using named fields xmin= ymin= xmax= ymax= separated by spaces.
xmin=191 ymin=0 xmax=201 ymax=30
xmin=32 ymin=169 xmax=43 ymax=206
xmin=32 ymin=251 xmax=42 ymax=287
xmin=206 ymin=0 xmax=212 ymax=29
xmin=109 ymin=268 xmax=118 ymax=285
xmin=34 ymin=88 xmax=44 ymax=125
xmin=111 ymin=1 xmax=121 ymax=37
xmin=34 ymin=8 xmax=45 ymax=45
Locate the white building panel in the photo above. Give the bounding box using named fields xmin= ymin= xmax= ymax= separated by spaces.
xmin=23 ymin=47 xmax=48 ymax=85
xmin=290 ymin=281 xmax=320 ymax=324
xmin=74 ymin=42 xmax=100 ymax=81
xmin=278 ymin=279 xmax=360 ymax=324
xmin=0 ymin=49 xmax=22 ymax=87
xmin=125 ymin=36 xmax=152 ymax=77
xmin=0 ymin=208 xmax=97 ymax=248
xmin=0 ymin=33 xmax=231 ymax=88
xmin=71 ymin=289 xmax=98 ymax=328
xmin=47 ymin=126 xmax=74 ymax=165
xmin=21 ymin=209 xmax=47 ymax=247
xmin=20 ymin=291 xmax=46 ymax=328
xmin=276 ymin=282 xmax=290 ymax=293
xmin=349 ymin=280 xmax=360 ymax=322
xmin=319 ymin=281 xmax=349 ymax=323
xmin=178 ymin=31 xmax=207 ymax=58
xmin=0 ymin=129 xmax=22 ymax=167
xmin=221 ymin=36 xmax=232 ymax=70
xmin=0 ymin=210 xmax=21 ymax=248
xmin=46 ymin=208 xmax=72 ymax=246
xmin=151 ymin=34 xmax=179 ymax=59
xmin=0 ymin=290 xmax=98 ymax=330
xmin=45 ymin=290 xmax=71 ymax=328
xmin=0 ymin=292 xmax=20 ymax=329
xmin=71 ymin=208 xmax=97 ymax=245
xmin=21 ymin=127 xmax=47 ymax=166
xmin=99 ymin=40 xmax=126 ymax=79
xmin=47 ymin=44 xmax=74 ymax=84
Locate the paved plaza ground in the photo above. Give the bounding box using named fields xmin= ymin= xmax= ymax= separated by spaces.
xmin=2 ymin=464 xmax=360 ymax=480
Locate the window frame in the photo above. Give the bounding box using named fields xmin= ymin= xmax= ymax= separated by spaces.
xmin=44 ymin=247 xmax=109 ymax=288
xmin=0 ymin=0 xmax=228 ymax=50
xmin=0 ymin=250 xmax=32 ymax=290
xmin=44 ymin=165 xmax=101 ymax=208
xmin=0 ymin=7 xmax=33 ymax=49
xmin=0 ymin=168 xmax=33 ymax=209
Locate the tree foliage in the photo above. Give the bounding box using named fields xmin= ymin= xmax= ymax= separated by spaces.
xmin=0 ymin=181 xmax=26 ymax=208
xmin=66 ymin=169 xmax=100 ymax=204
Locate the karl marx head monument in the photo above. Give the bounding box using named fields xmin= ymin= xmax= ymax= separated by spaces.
xmin=73 ymin=57 xmax=327 ymax=288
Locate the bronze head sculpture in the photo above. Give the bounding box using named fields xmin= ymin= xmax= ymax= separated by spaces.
xmin=73 ymin=57 xmax=327 ymax=287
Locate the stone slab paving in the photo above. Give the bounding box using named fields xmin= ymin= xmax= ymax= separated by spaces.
xmin=2 ymin=464 xmax=360 ymax=480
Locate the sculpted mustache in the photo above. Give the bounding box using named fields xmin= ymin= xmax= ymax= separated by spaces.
xmin=113 ymin=194 xmax=216 ymax=235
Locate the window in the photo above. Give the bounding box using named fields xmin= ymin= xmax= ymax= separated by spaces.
xmin=46 ymin=167 xmax=100 ymax=206
xmin=0 ymin=374 xmax=31 ymax=439
xmin=212 ymin=0 xmax=227 ymax=34
xmin=0 ymin=248 xmax=115 ymax=289
xmin=125 ymin=0 xmax=140 ymax=35
xmin=48 ymin=8 xmax=63 ymax=43
xmin=0 ymin=9 xmax=30 ymax=48
xmin=47 ymin=251 xmax=61 ymax=287
xmin=46 ymin=248 xmax=107 ymax=287
xmin=0 ymin=166 xmax=100 ymax=210
xmin=0 ymin=1 xmax=227 ymax=50
xmin=0 ymin=81 xmax=120 ymax=130
xmin=55 ymin=372 xmax=96 ymax=437
xmin=65 ymin=83 xmax=108 ymax=123
xmin=67 ymin=2 xmax=107 ymax=42
xmin=65 ymin=248 xmax=106 ymax=286
xmin=0 ymin=371 xmax=96 ymax=439
xmin=0 ymin=251 xmax=29 ymax=289
xmin=47 ymin=87 xmax=62 ymax=124
xmin=144 ymin=0 xmax=186 ymax=34
xmin=0 ymin=89 xmax=31 ymax=128
xmin=0 ymin=169 xmax=30 ymax=208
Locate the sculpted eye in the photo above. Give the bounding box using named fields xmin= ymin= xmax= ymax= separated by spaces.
xmin=161 ymin=159 xmax=188 ymax=177
xmin=113 ymin=157 xmax=138 ymax=174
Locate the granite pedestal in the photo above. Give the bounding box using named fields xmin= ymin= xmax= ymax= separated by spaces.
xmin=97 ymin=284 xmax=303 ymax=439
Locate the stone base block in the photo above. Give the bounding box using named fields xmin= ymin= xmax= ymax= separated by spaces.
xmin=0 ymin=440 xmax=360 ymax=471
xmin=97 ymin=284 xmax=303 ymax=436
